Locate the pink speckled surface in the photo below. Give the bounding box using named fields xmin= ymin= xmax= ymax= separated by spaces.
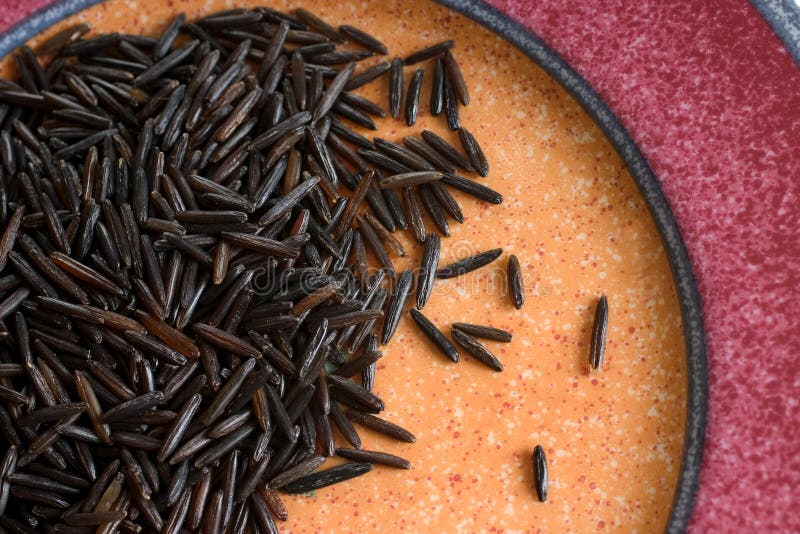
xmin=2 ymin=0 xmax=799 ymax=532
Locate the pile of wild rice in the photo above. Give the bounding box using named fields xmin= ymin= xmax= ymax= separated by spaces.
xmin=0 ymin=5 xmax=606 ymax=530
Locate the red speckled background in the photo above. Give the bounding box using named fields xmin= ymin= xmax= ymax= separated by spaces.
xmin=2 ymin=0 xmax=799 ymax=531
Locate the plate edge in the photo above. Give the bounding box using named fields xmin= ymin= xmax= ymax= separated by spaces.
xmin=749 ymin=0 xmax=800 ymax=67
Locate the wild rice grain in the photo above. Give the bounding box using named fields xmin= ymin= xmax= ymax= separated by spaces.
xmin=436 ymin=248 xmax=503 ymax=279
xmin=403 ymin=186 xmax=427 ymax=244
xmin=416 ymin=233 xmax=440 ymax=309
xmin=295 ymin=8 xmax=345 ymax=43
xmin=442 ymin=173 xmax=503 ymax=204
xmin=508 ymin=254 xmax=525 ymax=309
xmin=404 ymin=40 xmax=455 ymax=64
xmin=405 ymin=69 xmax=423 ymax=126
xmin=452 ymin=322 xmax=513 ymax=343
xmin=35 ymin=23 xmax=91 ymax=55
xmin=157 ymin=393 xmax=202 ymax=462
xmin=450 ymin=328 xmax=504 ymax=371
xmin=283 ymin=462 xmax=373 ymax=494
xmin=458 ymin=127 xmax=489 ymax=177
xmin=533 ymin=445 xmax=548 ymax=502
xmin=328 ymin=374 xmax=385 ymax=414
xmin=344 ymin=61 xmax=391 ymax=91
xmin=345 ymin=409 xmax=417 ymax=443
xmin=336 ymin=448 xmax=411 ymax=469
xmin=590 ymin=295 xmax=609 ymax=370
xmin=419 ymin=185 xmax=450 ymax=237
xmin=340 ymin=25 xmax=388 ymax=54
xmin=389 ymin=57 xmax=403 ymax=118
xmin=429 ymin=180 xmax=464 ymax=223
xmin=409 ymin=309 xmax=458 ymax=363
xmin=382 ymin=270 xmax=413 ymax=344
xmin=444 ymin=49 xmax=470 ymax=106
xmin=313 ymin=62 xmax=356 ymax=122
xmin=101 ymin=391 xmax=164 ymax=423
xmin=420 ymin=130 xmax=473 ymax=172
xmin=379 ymin=170 xmax=442 ymax=189
xmin=443 ymin=77 xmax=460 ymax=130
xmin=267 ymin=454 xmax=326 ymax=489
xmin=402 ymin=135 xmax=456 ymax=173
xmin=364 ymin=212 xmax=406 ymax=257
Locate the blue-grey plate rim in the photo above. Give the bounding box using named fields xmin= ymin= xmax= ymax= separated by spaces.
xmin=749 ymin=0 xmax=800 ymax=67
xmin=0 ymin=1 xmax=709 ymax=532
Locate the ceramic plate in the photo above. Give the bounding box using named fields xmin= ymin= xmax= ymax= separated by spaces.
xmin=0 ymin=1 xmax=706 ymax=532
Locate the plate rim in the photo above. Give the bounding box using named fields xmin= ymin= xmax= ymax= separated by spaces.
xmin=749 ymin=0 xmax=800 ymax=67
xmin=0 ymin=1 xmax=709 ymax=532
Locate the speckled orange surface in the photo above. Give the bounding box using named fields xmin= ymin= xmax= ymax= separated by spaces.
xmin=5 ymin=1 xmax=688 ymax=531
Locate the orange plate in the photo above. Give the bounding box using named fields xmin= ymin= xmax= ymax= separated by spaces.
xmin=4 ymin=1 xmax=687 ymax=531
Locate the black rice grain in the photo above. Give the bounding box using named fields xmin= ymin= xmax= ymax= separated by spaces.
xmin=267 ymin=454 xmax=325 ymax=489
xmin=436 ymin=248 xmax=502 ymax=279
xmin=409 ymin=309 xmax=458 ymax=363
xmin=404 ymin=40 xmax=455 ymax=65
xmin=458 ymin=127 xmax=488 ymax=177
xmin=416 ymin=233 xmax=440 ymax=309
xmin=283 ymin=462 xmax=373 ymax=494
xmin=356 ymin=215 xmax=395 ymax=278
xmin=533 ymin=445 xmax=548 ymax=502
xmin=295 ymin=8 xmax=344 ymax=43
xmin=382 ymin=270 xmax=413 ymax=344
xmin=402 ymin=135 xmax=455 ymax=173
xmin=344 ymin=61 xmax=391 ymax=91
xmin=590 ymin=295 xmax=609 ymax=370
xmin=451 ymin=328 xmax=504 ymax=372
xmin=442 ymin=173 xmax=503 ymax=204
xmin=421 ymin=131 xmax=471 ymax=171
xmin=508 ymin=254 xmax=525 ymax=309
xmin=345 ymin=409 xmax=416 ymax=443
xmin=404 ymin=69 xmax=423 ymax=126
xmin=443 ymin=78 xmax=460 ymax=130
xmin=328 ymin=374 xmax=384 ymax=414
xmin=386 ymin=57 xmax=403 ymax=119
xmin=340 ymin=25 xmax=388 ymax=54
xmin=336 ymin=448 xmax=411 ymax=469
xmin=452 ymin=322 xmax=513 ymax=343
xmin=444 ymin=50 xmax=469 ymax=106
xmin=430 ymin=57 xmax=445 ymax=116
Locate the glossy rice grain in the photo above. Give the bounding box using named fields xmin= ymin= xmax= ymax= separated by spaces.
xmin=436 ymin=248 xmax=502 ymax=279
xmin=409 ymin=308 xmax=458 ymax=363
xmin=416 ymin=233 xmax=440 ymax=309
xmin=457 ymin=127 xmax=488 ymax=177
xmin=507 ymin=254 xmax=525 ymax=309
xmin=590 ymin=295 xmax=609 ymax=370
xmin=450 ymin=328 xmax=504 ymax=372
xmin=345 ymin=409 xmax=416 ymax=443
xmin=344 ymin=61 xmax=391 ymax=91
xmin=452 ymin=322 xmax=513 ymax=343
xmin=403 ymin=40 xmax=454 ymax=64
xmin=283 ymin=462 xmax=373 ymax=494
xmin=533 ymin=445 xmax=548 ymax=502
xmin=404 ymin=69 xmax=423 ymax=127
xmin=336 ymin=448 xmax=411 ymax=469
xmin=419 ymin=185 xmax=450 ymax=236
xmin=382 ymin=270 xmax=413 ymax=344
